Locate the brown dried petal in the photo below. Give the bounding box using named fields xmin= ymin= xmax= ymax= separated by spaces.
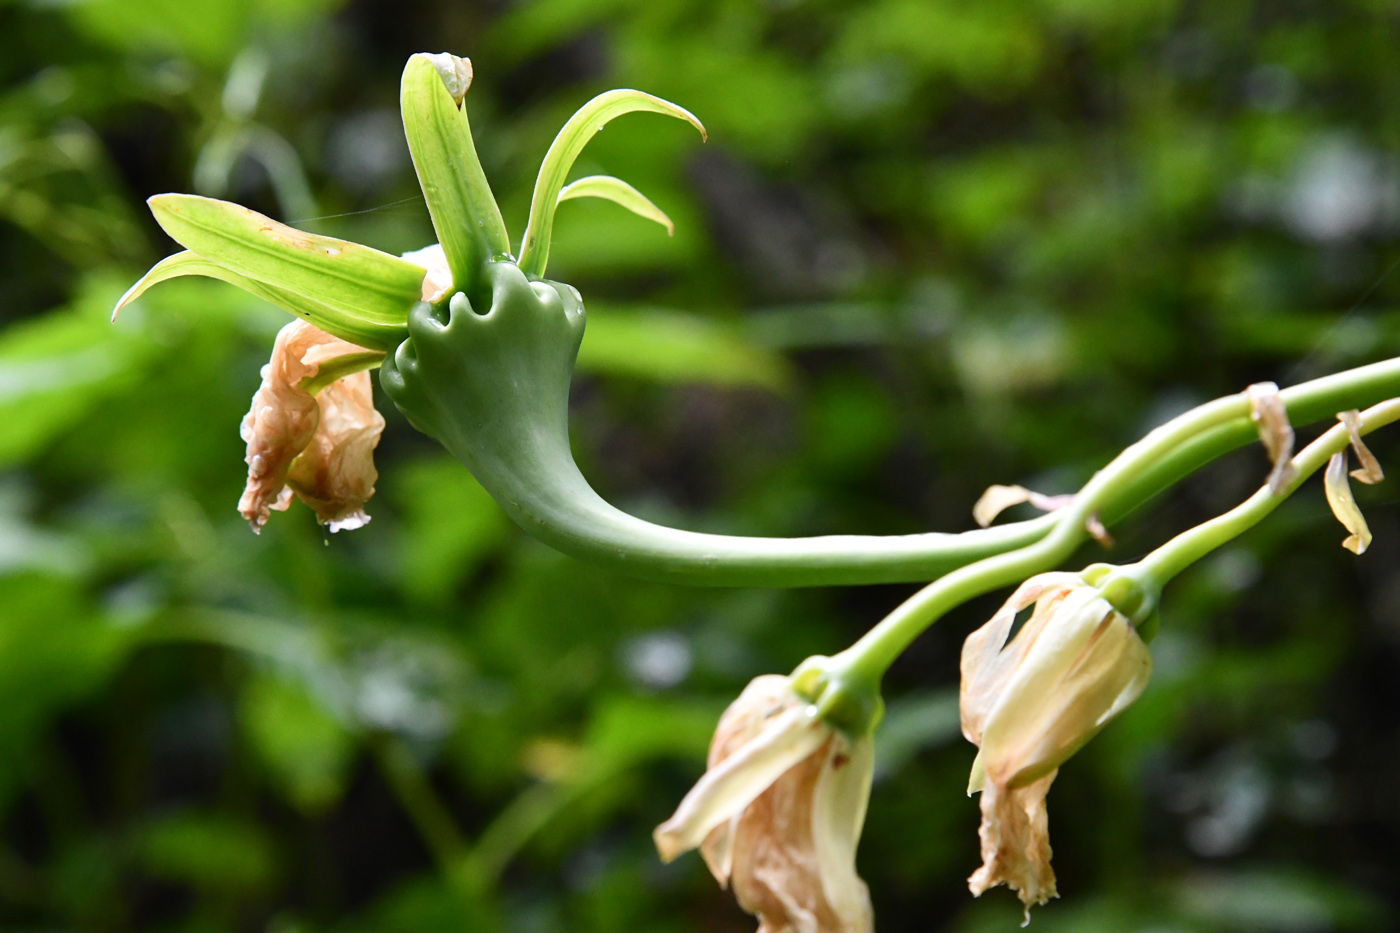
xmin=1247 ymin=381 xmax=1295 ymax=493
xmin=968 ymin=772 xmax=1058 ymax=926
xmin=285 ymin=369 xmax=385 ymax=531
xmin=237 ymin=320 xmax=381 ymax=533
xmin=1084 ymin=513 xmax=1113 ymax=549
xmin=1338 ymin=410 xmax=1384 ymax=485
xmin=972 ymin=485 xmax=1074 ymax=528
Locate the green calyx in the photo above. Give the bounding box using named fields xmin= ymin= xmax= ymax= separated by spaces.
xmin=1082 ymin=562 xmax=1161 ymax=639
xmin=790 ymin=653 xmax=885 ymax=738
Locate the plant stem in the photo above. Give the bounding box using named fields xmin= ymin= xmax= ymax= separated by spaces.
xmin=1138 ymin=398 xmax=1400 ymax=582
xmin=450 ymin=354 xmax=1400 ymax=587
xmin=370 ymin=734 xmax=468 ymax=870
xmin=837 ymin=391 xmax=1251 ymax=680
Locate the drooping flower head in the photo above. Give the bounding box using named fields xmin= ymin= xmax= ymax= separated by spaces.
xmin=654 ymin=674 xmax=874 ymax=933
xmin=238 ymin=320 xmax=386 ymax=533
xmin=960 ymin=571 xmax=1153 ymax=923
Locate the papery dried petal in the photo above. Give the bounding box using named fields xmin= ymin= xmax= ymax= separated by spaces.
xmin=656 ymin=674 xmax=875 ymax=933
xmin=1084 ymin=513 xmax=1113 ymax=549
xmin=655 ymin=677 xmax=823 ymax=865
xmin=960 ymin=574 xmax=1079 ymax=749
xmin=968 ymin=772 xmax=1058 ymax=926
xmin=401 ymin=243 xmax=453 ymax=302
xmin=724 ymin=735 xmax=873 ymax=933
xmin=972 ymin=485 xmax=1074 ymax=528
xmin=1325 ymin=450 xmax=1371 ymax=555
xmin=960 ymin=573 xmax=1151 ymax=922
xmin=285 ymin=369 xmax=385 ymax=531
xmin=1338 ymin=410 xmax=1384 ymax=485
xmin=237 ymin=320 xmax=382 ymax=533
xmin=1247 ymin=381 xmax=1295 ymax=493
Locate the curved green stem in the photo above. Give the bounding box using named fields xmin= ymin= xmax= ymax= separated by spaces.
xmin=384 ymin=267 xmax=1400 ymax=588
xmin=1139 ymin=398 xmax=1400 ymax=582
xmin=837 ymin=393 xmax=1250 ymax=680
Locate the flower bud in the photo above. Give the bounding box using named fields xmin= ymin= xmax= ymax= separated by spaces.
xmin=654 ymin=674 xmax=874 ymax=933
xmin=238 ymin=320 xmax=385 ymax=532
xmin=959 ymin=572 xmax=1152 ymax=922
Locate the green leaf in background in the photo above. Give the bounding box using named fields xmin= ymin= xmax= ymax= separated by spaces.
xmin=146 ymin=194 xmax=425 ymax=327
xmin=240 ymin=672 xmax=355 ymax=814
xmin=0 ymin=574 xmax=135 ymax=810
xmin=134 ymin=810 xmax=277 ymax=893
xmin=557 ymin=175 xmax=675 ymax=236
xmin=0 ymin=281 xmax=151 ymax=467
xmin=393 ymin=456 xmax=511 ymax=606
xmin=577 ymin=306 xmax=793 ymax=391
xmin=518 ymin=89 xmax=705 ymax=277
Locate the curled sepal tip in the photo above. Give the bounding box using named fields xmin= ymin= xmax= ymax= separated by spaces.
xmin=518 ymin=88 xmax=705 ymax=278
xmin=558 ymin=175 xmax=675 ymax=236
xmin=1325 ymin=450 xmax=1372 ymax=555
xmin=422 ymin=52 xmax=473 ymax=106
xmin=400 ymin=54 xmax=511 ymax=304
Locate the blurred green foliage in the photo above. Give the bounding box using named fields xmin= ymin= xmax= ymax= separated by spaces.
xmin=3 ymin=0 xmax=1400 ymax=930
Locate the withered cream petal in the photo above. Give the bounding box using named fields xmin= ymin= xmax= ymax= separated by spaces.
xmin=1325 ymin=450 xmax=1372 ymax=554
xmin=401 ymin=243 xmax=453 ymax=302
xmin=1247 ymin=381 xmax=1296 ymax=493
xmin=655 ymin=704 xmax=826 ymax=862
xmin=810 ymin=737 xmax=875 ymax=932
xmin=286 ymin=370 xmax=385 ymax=531
xmin=968 ymin=771 xmax=1058 ymax=926
xmin=1338 ymin=410 xmax=1384 ymax=485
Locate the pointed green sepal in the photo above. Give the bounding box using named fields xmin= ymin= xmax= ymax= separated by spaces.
xmin=558 ymin=175 xmax=675 ymax=236
xmin=114 ymin=250 xmax=409 ymax=351
xmin=147 ymin=194 xmax=425 ymax=326
xmin=518 ymin=89 xmax=705 ymax=278
xmin=400 ymin=53 xmax=511 ymax=305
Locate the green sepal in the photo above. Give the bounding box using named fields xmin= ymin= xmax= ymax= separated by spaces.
xmin=114 ymin=251 xmax=408 ymax=351
xmin=557 ymin=174 xmax=675 ymax=236
xmin=300 ymin=350 xmax=386 ymax=394
xmin=147 ymin=194 xmax=425 ymax=327
xmin=518 ymin=89 xmax=705 ymax=278
xmin=400 ymin=53 xmax=511 ymax=306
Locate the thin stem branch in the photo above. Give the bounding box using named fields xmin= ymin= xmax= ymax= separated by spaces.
xmin=839 ymin=392 xmax=1250 ymax=680
xmin=1139 ymin=399 xmax=1400 ymax=582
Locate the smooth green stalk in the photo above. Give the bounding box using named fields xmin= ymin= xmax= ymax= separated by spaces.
xmin=1138 ymin=398 xmax=1400 ymax=583
xmin=385 ymin=273 xmax=1400 ymax=587
xmin=835 ymin=392 xmax=1251 ymax=681
xmin=300 ymin=350 xmax=384 ymax=395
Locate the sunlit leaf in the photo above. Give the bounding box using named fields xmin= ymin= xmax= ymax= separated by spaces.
xmin=146 ymin=194 xmax=424 ymax=328
xmin=399 ymin=53 xmax=511 ymax=301
xmin=558 ymin=174 xmax=674 ymax=236
xmin=114 ymin=250 xmax=407 ymax=350
xmin=518 ymin=89 xmax=705 ymax=277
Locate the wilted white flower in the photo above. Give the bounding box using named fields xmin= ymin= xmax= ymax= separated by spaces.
xmin=654 ymin=674 xmax=874 ymax=933
xmin=960 ymin=572 xmax=1152 ymax=923
xmin=238 ymin=320 xmax=385 ymax=532
xmin=400 ymin=243 xmax=453 ymax=302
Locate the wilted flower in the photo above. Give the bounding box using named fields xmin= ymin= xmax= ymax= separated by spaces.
xmin=960 ymin=572 xmax=1152 ymax=923
xmin=654 ymin=674 xmax=874 ymax=933
xmin=401 ymin=243 xmax=453 ymax=302
xmin=238 ymin=319 xmax=386 ymax=532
